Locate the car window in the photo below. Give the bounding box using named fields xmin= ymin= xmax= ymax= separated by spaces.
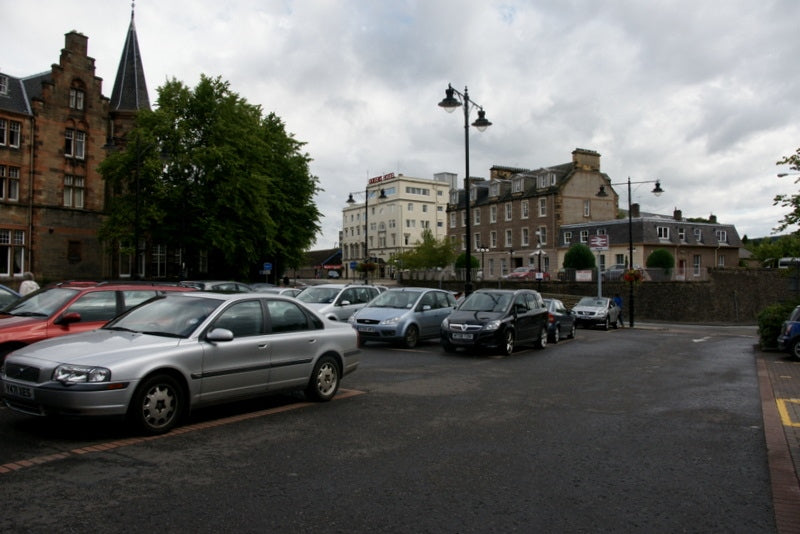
xmin=267 ymin=300 xmax=310 ymax=333
xmin=64 ymin=291 xmax=118 ymax=322
xmin=213 ymin=300 xmax=264 ymax=337
xmin=514 ymin=294 xmax=530 ymax=314
xmin=461 ymin=292 xmax=512 ymax=313
xmin=418 ymin=292 xmax=436 ymax=310
xmin=122 ymin=290 xmax=159 ymax=311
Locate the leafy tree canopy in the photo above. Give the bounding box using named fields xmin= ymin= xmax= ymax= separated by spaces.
xmin=646 ymin=248 xmax=675 ymax=269
xmin=99 ymin=75 xmax=321 ymax=279
xmin=390 ymin=229 xmax=456 ymax=270
xmin=774 ymin=147 xmax=800 ymax=233
xmin=745 ymin=234 xmax=800 ymax=267
xmin=563 ymin=243 xmax=596 ymax=270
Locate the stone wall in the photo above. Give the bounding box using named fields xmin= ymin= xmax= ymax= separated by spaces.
xmin=405 ymin=268 xmax=796 ymax=324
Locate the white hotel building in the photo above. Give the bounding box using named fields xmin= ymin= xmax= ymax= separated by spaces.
xmin=341 ymin=172 xmax=455 ymax=278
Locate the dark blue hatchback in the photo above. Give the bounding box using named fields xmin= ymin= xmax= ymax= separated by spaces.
xmin=777 ymin=305 xmax=800 ymax=359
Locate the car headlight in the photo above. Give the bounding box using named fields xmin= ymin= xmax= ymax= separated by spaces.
xmin=347 ymin=315 xmax=356 ymax=325
xmin=53 ymin=364 xmax=111 ymax=384
xmin=441 ymin=317 xmax=449 ymax=329
xmin=381 ymin=315 xmax=402 ymax=325
xmin=483 ymin=319 xmax=502 ymax=332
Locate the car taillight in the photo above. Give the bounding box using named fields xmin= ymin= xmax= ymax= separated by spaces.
xmin=548 ymin=313 xmax=555 ymax=324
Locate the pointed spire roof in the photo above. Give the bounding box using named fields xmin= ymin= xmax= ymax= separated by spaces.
xmin=110 ymin=4 xmax=150 ymax=111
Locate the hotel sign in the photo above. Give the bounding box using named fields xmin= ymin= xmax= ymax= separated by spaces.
xmin=368 ymin=172 xmax=395 ymax=185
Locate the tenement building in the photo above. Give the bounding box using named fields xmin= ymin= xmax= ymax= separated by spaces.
xmin=0 ymin=11 xmax=147 ymax=286
xmin=446 ymin=148 xmax=618 ymax=278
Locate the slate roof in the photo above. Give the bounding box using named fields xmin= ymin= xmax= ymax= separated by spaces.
xmin=0 ymin=71 xmax=35 ymax=115
xmin=109 ymin=9 xmax=150 ymax=112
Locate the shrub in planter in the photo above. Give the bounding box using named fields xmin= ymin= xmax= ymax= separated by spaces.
xmin=757 ymin=300 xmax=800 ymax=349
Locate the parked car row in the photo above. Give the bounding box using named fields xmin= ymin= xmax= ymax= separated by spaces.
xmin=0 ymin=275 xmax=624 ymax=436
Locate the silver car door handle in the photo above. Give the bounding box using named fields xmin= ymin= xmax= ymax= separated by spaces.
xmin=258 ymin=344 xmax=269 ymax=349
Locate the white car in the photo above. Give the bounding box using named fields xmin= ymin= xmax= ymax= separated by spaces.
xmin=1 ymin=292 xmax=359 ymax=434
xmin=295 ymin=284 xmax=381 ymax=321
xmin=572 ymin=296 xmax=621 ymax=330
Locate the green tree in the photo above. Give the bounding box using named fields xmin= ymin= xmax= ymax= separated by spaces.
xmin=99 ymin=75 xmax=321 ymax=280
xmin=774 ymin=147 xmax=800 ymax=233
xmin=389 ymin=229 xmax=455 ymax=270
xmin=454 ymin=253 xmax=480 ymax=269
xmin=563 ymin=243 xmax=595 ymax=270
xmin=745 ymin=234 xmax=800 ymax=267
xmin=646 ymin=248 xmax=675 ymax=270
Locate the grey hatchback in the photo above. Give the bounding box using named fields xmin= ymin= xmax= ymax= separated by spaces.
xmin=348 ymin=287 xmax=456 ymax=348
xmin=1 ymin=292 xmax=359 ymax=434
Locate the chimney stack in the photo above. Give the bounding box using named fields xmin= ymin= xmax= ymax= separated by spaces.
xmin=674 ymin=209 xmax=682 ymax=221
xmin=630 ymin=203 xmax=640 ymax=218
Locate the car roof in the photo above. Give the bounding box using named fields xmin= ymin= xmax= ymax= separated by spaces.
xmin=47 ymin=281 xmax=188 ymax=291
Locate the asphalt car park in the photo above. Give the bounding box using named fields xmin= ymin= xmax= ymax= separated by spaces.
xmin=0 ymin=323 xmax=788 ymax=533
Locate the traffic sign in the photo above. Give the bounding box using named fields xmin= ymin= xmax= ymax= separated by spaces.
xmin=589 ymin=235 xmax=609 ymax=250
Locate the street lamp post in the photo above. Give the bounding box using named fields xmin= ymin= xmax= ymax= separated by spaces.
xmin=531 ymin=245 xmax=547 ymax=292
xmin=477 ymin=245 xmax=490 ymax=281
xmin=347 ymin=186 xmax=386 ymax=281
xmin=438 ymin=83 xmax=492 ymax=296
xmin=597 ymin=177 xmax=664 ymax=328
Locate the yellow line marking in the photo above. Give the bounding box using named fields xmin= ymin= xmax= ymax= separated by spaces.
xmin=776 ymin=398 xmax=800 ymax=428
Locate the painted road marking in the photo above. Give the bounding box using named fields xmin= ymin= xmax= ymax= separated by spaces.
xmin=0 ymin=388 xmax=366 ymax=475
xmin=776 ymin=398 xmax=800 ymax=428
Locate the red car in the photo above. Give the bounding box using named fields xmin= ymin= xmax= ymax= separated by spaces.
xmin=504 ymin=267 xmax=551 ymax=281
xmin=0 ymin=281 xmax=193 ymax=360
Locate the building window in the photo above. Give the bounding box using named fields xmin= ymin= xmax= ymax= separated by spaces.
xmin=537 ymin=226 xmax=547 ymax=245
xmin=0 ymin=119 xmax=5 ymax=145
xmin=0 ymin=166 xmax=20 ymax=201
xmin=715 ymin=229 xmax=727 ymax=243
xmin=490 ymin=231 xmax=497 ymax=248
xmin=580 ymin=230 xmax=589 ymax=243
xmin=657 ymin=226 xmax=670 ymax=239
xmin=490 ymin=182 xmax=500 ymax=197
xmin=152 ymin=244 xmax=167 ymax=277
xmin=564 ymin=231 xmax=572 ymax=245
xmin=539 ymin=198 xmax=547 ymax=217
xmin=694 ymin=228 xmax=703 ymax=242
xmin=473 ymin=208 xmax=481 ymax=225
xmin=693 ymin=254 xmax=701 ymax=276
xmin=407 ymin=203 xmax=413 ymax=212
xmin=583 ymin=200 xmax=591 ymax=217
xmin=0 ymin=75 xmax=8 ymax=95
xmin=521 ymin=200 xmax=529 ymax=219
xmin=449 ymin=213 xmax=456 ymax=228
xmin=505 ymin=229 xmax=513 ymax=247
xmin=615 ymin=254 xmax=625 ymax=265
xmin=470 ymin=188 xmax=477 ymax=202
xmin=8 ymin=121 xmax=21 ymax=148
xmin=512 ymin=177 xmax=523 ymax=193
xmin=65 ymin=129 xmax=86 ymax=160
xmin=718 ymin=254 xmax=725 ymax=267
xmin=69 ymin=88 xmax=85 ymax=110
xmin=678 ymin=228 xmax=686 ymax=242
xmin=473 ymin=233 xmax=480 ymax=251
xmin=521 ymin=227 xmax=529 ymax=247
xmin=449 ymin=191 xmax=458 ymax=204
xmin=505 ymin=202 xmax=512 ymax=221
xmin=460 ymin=211 xmax=465 ymax=227
xmin=63 ymin=175 xmax=85 ymax=208
xmin=490 ymin=205 xmax=497 ymax=223
xmin=0 ymin=229 xmax=25 ymax=276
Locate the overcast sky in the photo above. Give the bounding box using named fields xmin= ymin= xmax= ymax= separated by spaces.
xmin=3 ymin=0 xmax=800 ymax=249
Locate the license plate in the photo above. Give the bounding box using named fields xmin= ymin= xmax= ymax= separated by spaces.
xmin=358 ymin=326 xmax=376 ymax=333
xmin=452 ymin=333 xmax=473 ymax=340
xmin=4 ymin=382 xmax=34 ymax=399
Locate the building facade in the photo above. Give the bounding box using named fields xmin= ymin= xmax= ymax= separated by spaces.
xmin=559 ymin=206 xmax=742 ymax=280
xmin=0 ymin=12 xmax=147 ymax=287
xmin=341 ymin=172 xmax=453 ymax=278
xmin=446 ymin=148 xmax=618 ymax=278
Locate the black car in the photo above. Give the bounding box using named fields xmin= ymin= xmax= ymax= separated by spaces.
xmin=440 ymin=288 xmax=548 ymax=355
xmin=543 ymin=298 xmax=576 ymax=343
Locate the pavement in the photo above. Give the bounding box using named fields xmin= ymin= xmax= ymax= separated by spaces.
xmin=758 ymin=349 xmax=800 ymax=534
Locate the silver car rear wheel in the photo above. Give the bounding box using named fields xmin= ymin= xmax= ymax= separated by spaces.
xmin=306 ymin=355 xmax=340 ymax=401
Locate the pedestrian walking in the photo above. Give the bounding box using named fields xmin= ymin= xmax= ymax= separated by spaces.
xmin=613 ymin=293 xmax=624 ymax=327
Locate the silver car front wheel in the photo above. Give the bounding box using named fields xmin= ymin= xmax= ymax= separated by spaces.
xmin=306 ymin=355 xmax=340 ymax=402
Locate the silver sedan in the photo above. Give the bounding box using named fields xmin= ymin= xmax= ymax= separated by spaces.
xmin=1 ymin=292 xmax=359 ymax=434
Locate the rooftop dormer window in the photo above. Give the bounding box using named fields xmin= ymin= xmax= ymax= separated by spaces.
xmin=0 ymin=75 xmax=8 ymax=95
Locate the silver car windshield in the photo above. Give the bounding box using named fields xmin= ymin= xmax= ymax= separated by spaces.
xmin=104 ymin=296 xmax=221 ymax=338
xmin=296 ymin=287 xmax=340 ymax=304
xmin=369 ymin=290 xmax=422 ymax=309
xmin=460 ymin=292 xmax=512 ymax=313
xmin=2 ymin=288 xmax=80 ymax=317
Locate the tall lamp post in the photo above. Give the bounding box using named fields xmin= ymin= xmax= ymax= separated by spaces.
xmin=530 ymin=244 xmax=547 ymax=292
xmin=477 ymin=244 xmax=490 ymax=281
xmin=597 ymin=177 xmax=664 ymax=327
xmin=438 ymin=83 xmax=492 ymax=296
xmin=347 ymin=187 xmax=386 ymax=281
